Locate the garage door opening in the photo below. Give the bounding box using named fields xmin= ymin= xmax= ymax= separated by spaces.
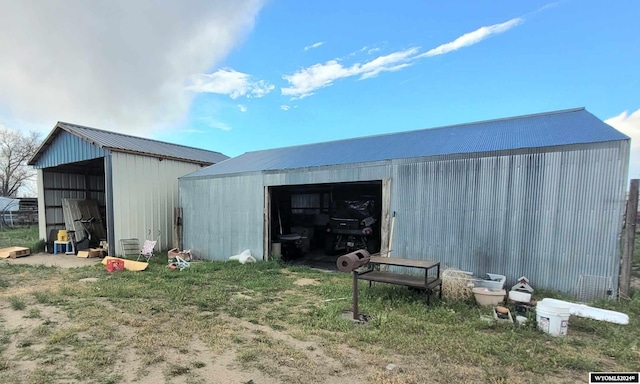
xmin=42 ymin=157 xmax=108 ymax=252
xmin=267 ymin=180 xmax=386 ymax=269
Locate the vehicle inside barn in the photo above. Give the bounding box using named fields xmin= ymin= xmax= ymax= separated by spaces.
xmin=268 ymin=181 xmax=382 ymax=269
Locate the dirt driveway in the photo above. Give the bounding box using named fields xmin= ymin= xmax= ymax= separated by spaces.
xmin=0 ymin=252 xmax=101 ymax=268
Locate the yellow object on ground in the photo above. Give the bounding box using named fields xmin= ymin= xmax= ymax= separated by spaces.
xmin=57 ymin=230 xmax=68 ymax=242
xmin=101 ymin=256 xmax=148 ymax=271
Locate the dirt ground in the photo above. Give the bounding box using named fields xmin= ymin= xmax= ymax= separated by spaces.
xmin=0 ymin=252 xmax=101 ymax=268
xmin=0 ymin=273 xmax=373 ymax=384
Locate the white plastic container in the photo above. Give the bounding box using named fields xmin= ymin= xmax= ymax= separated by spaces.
xmin=540 ymin=298 xmax=629 ymax=325
xmin=508 ymin=290 xmax=532 ymax=303
xmin=472 ymin=287 xmax=506 ymax=306
xmin=536 ymin=299 xmax=571 ymax=337
xmin=474 ymin=273 xmax=506 ymax=290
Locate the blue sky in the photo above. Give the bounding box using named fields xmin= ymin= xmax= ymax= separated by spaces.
xmin=0 ymin=0 xmax=638 ymax=178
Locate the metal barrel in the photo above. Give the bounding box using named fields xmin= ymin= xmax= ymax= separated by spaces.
xmin=336 ymin=249 xmax=371 ymax=272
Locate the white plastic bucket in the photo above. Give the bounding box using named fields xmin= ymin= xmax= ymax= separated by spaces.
xmin=536 ymin=300 xmax=571 ymax=337
xmin=538 ymin=298 xmax=629 ymax=325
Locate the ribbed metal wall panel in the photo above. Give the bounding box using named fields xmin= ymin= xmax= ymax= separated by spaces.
xmin=179 ymin=141 xmax=628 ymax=293
xmin=111 ymin=152 xmax=205 ymax=254
xmin=32 ymin=130 xmax=106 ymax=169
xmin=185 ymin=108 xmax=628 ymax=178
xmin=180 ymin=174 xmax=264 ymax=261
xmin=389 ymin=141 xmax=627 ymax=293
xmin=41 ymin=171 xmax=105 ymax=240
xmin=57 ymin=122 xmax=228 ymax=164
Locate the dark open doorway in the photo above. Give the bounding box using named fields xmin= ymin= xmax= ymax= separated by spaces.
xmin=268 ymin=181 xmax=384 ymax=270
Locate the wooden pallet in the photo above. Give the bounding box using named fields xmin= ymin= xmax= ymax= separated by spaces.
xmin=77 ymin=248 xmax=106 ymax=258
xmin=0 ymin=247 xmax=31 ymax=259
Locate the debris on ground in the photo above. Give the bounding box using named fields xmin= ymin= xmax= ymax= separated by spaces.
xmin=441 ymin=268 xmax=474 ymax=300
xmin=168 ymin=255 xmax=190 ymax=271
xmin=101 ymin=256 xmax=148 ymax=271
xmin=228 ymin=249 xmax=256 ymax=264
xmin=0 ymin=246 xmax=30 ymax=259
xmin=168 ymin=248 xmax=192 ymax=261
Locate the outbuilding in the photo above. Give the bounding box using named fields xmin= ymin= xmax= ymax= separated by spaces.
xmin=179 ymin=108 xmax=630 ymax=294
xmin=29 ymin=122 xmax=228 ymax=255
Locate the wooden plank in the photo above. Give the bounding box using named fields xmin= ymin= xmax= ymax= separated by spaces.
xmin=173 ymin=207 xmax=183 ymax=250
xmin=62 ymin=198 xmax=107 ymax=242
xmin=264 ymin=186 xmax=270 ymax=261
xmin=620 ymin=179 xmax=639 ymax=297
xmin=0 ymin=247 xmax=30 ymax=259
xmin=358 ymin=271 xmax=441 ymax=289
xmin=76 ymin=249 xmax=104 ymax=258
xmin=101 ymin=256 xmax=148 ymax=271
xmin=380 ymin=178 xmax=391 ymax=258
xmin=369 ymin=256 xmax=439 ymax=269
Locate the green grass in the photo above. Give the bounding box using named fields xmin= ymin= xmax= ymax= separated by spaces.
xmin=9 ymin=296 xmax=26 ymax=310
xmin=1 ymin=254 xmax=639 ymax=383
xmin=0 ymin=226 xmax=44 ymax=253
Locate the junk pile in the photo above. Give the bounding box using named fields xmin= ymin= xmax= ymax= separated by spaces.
xmin=471 ymin=273 xmax=506 ymax=306
xmin=467 ymin=272 xmax=630 ymax=336
xmin=509 ymin=276 xmax=535 ymax=325
xmin=168 ymin=256 xmax=190 ymax=271
xmin=168 ymin=248 xmax=192 ymax=271
xmin=474 ymin=275 xmax=528 ymax=324
xmin=168 ymin=248 xmax=192 ymax=262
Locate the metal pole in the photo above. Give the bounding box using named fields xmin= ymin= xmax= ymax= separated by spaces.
xmin=620 ymin=179 xmax=639 ymax=297
xmin=352 ymin=271 xmax=359 ymax=320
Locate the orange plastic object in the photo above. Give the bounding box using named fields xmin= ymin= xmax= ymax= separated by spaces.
xmin=106 ymin=258 xmax=125 ymax=272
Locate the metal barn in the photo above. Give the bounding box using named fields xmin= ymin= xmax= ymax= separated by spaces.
xmin=179 ymin=108 xmax=630 ymax=293
xmin=29 ymin=122 xmax=228 ymax=255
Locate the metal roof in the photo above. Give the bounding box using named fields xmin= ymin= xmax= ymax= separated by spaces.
xmin=29 ymin=122 xmax=229 ymax=166
xmin=183 ymin=108 xmax=629 ymax=178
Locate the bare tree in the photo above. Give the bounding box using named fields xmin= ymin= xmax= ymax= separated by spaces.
xmin=0 ymin=128 xmax=41 ymax=197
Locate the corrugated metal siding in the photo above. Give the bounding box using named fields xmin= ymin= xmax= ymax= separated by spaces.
xmin=389 ymin=142 xmax=627 ymax=292
xmin=184 ymin=108 xmax=629 ymax=178
xmin=111 ymin=152 xmax=205 ymax=254
xmin=179 ymin=141 xmax=629 ymax=293
xmin=58 ymin=122 xmax=228 ymax=164
xmin=41 ymin=171 xmax=105 ymax=240
xmin=180 ymin=174 xmax=264 ymax=261
xmin=180 ymin=167 xmax=392 ymax=261
xmin=32 ymin=130 xmax=106 ymax=169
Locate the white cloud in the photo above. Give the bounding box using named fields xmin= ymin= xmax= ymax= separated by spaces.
xmin=208 ymin=120 xmax=233 ymax=131
xmin=0 ymin=1 xmax=264 ymax=136
xmin=282 ymin=17 xmax=523 ymax=98
xmin=187 ymin=68 xmax=274 ymax=99
xmin=280 ymin=105 xmax=290 ymax=111
xmin=605 ymin=109 xmax=640 ymax=179
xmin=358 ymin=48 xmax=419 ymax=79
xmin=238 ymin=104 xmax=248 ymax=112
xmin=419 ymin=17 xmax=523 ymax=58
xmin=282 ymin=47 xmax=419 ymax=98
xmin=304 ymin=41 xmax=324 ymax=51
